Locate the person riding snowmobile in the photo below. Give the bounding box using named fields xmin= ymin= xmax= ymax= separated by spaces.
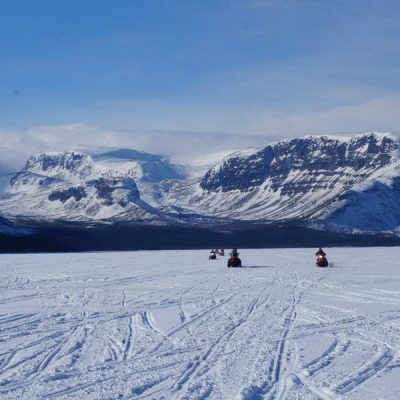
xmin=315 ymin=248 xmax=326 ymax=257
xmin=220 ymin=248 xmax=225 ymax=256
xmin=209 ymin=250 xmax=217 ymax=260
xmin=227 ymin=249 xmax=242 ymax=268
xmin=315 ymin=248 xmax=328 ymax=267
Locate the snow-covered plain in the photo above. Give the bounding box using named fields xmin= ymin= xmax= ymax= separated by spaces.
xmin=1 ymin=248 xmax=400 ymax=400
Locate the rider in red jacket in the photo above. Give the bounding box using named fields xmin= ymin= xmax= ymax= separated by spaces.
xmin=315 ymin=248 xmax=326 ymax=257
xmin=315 ymin=248 xmax=328 ymax=267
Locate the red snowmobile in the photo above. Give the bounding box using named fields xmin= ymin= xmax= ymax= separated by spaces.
xmin=315 ymin=248 xmax=328 ymax=267
xmin=316 ymin=255 xmax=328 ymax=267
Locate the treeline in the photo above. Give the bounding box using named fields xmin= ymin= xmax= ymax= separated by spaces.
xmin=1 ymin=221 xmax=399 ymax=253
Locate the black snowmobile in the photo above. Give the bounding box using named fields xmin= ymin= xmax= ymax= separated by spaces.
xmin=209 ymin=250 xmax=217 ymax=260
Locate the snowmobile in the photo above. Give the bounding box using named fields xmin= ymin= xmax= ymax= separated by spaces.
xmin=228 ymin=257 xmax=241 ymax=267
xmin=315 ymin=247 xmax=328 ymax=267
xmin=227 ymin=249 xmax=242 ymax=268
xmin=209 ymin=251 xmax=217 ymax=260
xmin=220 ymin=249 xmax=225 ymax=256
xmin=316 ymin=254 xmax=328 ymax=267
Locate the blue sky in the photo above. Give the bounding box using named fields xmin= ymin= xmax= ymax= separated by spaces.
xmin=0 ymin=0 xmax=400 ymax=155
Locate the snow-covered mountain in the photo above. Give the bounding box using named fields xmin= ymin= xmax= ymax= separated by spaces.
xmin=1 ymin=133 xmax=400 ymax=233
xmin=177 ymin=132 xmax=400 ymax=232
xmin=0 ymin=149 xmax=184 ymax=222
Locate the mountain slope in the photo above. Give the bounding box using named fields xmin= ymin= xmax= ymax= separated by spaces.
xmin=0 ymin=216 xmax=33 ymax=236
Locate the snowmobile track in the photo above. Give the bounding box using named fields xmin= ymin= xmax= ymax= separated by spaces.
xmin=1 ymin=249 xmax=400 ymax=399
xmin=334 ymin=345 xmax=394 ymax=394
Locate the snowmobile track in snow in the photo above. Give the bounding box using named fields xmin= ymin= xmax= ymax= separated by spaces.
xmin=1 ymin=248 xmax=400 ymax=399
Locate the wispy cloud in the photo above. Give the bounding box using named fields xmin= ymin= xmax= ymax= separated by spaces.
xmin=244 ymin=96 xmax=400 ymax=135
xmin=0 ymin=123 xmax=276 ymax=172
xmin=1 ymin=93 xmax=399 ymax=173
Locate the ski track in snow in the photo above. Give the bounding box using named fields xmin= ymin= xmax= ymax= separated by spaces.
xmin=0 ymin=248 xmax=400 ymax=399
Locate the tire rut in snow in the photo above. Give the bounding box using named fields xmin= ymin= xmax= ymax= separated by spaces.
xmin=173 ymin=297 xmax=261 ymax=398
xmin=303 ymin=336 xmax=351 ymax=377
xmin=333 ymin=345 xmax=394 ymax=395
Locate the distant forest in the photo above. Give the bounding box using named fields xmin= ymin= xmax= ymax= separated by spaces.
xmin=1 ymin=221 xmax=399 ymax=253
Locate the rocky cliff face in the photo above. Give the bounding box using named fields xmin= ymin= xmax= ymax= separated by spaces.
xmin=23 ymin=152 xmax=95 ymax=183
xmin=201 ymin=134 xmax=398 ymax=195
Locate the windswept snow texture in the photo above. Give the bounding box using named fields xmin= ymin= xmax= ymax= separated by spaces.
xmin=1 ymin=249 xmax=400 ymax=399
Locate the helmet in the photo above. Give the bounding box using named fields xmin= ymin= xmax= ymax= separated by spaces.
xmin=230 ymin=248 xmax=239 ymax=256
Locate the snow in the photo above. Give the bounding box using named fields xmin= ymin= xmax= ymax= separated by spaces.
xmin=171 ymin=150 xmax=236 ymax=180
xmin=172 ymin=150 xmax=234 ymax=168
xmin=1 ymin=248 xmax=400 ymax=399
xmin=0 ymin=174 xmax=12 ymax=194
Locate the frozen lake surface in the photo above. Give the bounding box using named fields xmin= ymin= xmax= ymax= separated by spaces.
xmin=1 ymin=248 xmax=400 ymax=399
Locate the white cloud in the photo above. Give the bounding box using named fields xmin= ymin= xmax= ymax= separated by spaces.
xmin=0 ymin=123 xmax=276 ymax=172
xmin=0 ymin=95 xmax=399 ymax=173
xmin=247 ymin=96 xmax=400 ymax=136
xmin=91 ymin=94 xmax=400 ymax=136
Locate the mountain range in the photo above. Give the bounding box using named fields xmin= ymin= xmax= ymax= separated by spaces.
xmin=1 ymin=132 xmax=400 ymax=250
